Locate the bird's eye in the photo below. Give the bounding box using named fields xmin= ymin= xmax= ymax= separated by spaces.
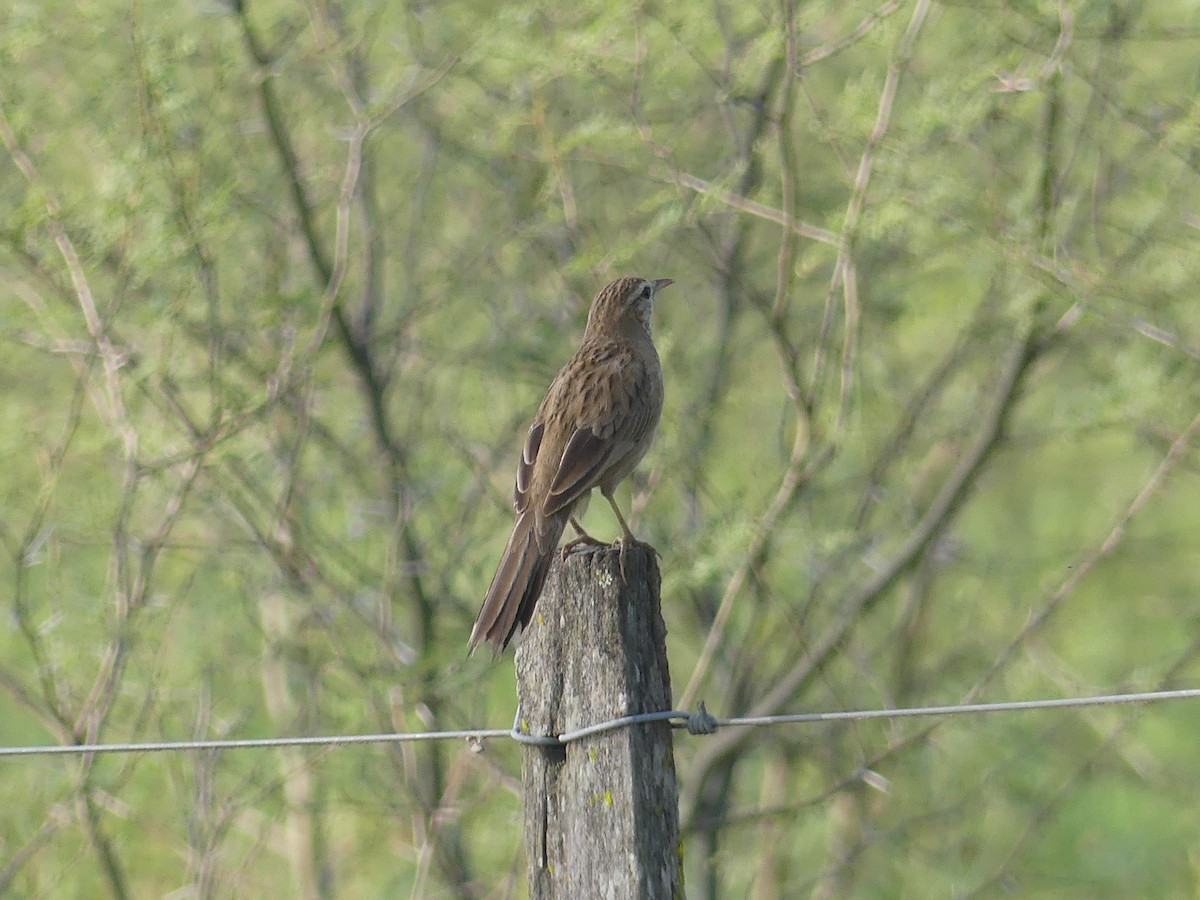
xmin=639 ymin=283 xmax=653 ymax=300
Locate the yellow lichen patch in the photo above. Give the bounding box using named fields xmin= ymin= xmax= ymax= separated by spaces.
xmin=584 ymin=790 xmax=616 ymax=808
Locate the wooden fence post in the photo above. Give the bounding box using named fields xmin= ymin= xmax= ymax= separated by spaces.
xmin=515 ymin=545 xmax=681 ymax=898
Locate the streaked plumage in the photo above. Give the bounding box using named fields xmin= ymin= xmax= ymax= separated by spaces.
xmin=468 ymin=276 xmax=672 ymax=656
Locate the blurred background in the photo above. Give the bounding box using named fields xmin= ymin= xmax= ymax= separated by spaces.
xmin=3 ymin=0 xmax=1200 ymax=896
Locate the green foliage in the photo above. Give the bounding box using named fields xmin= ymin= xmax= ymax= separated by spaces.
xmin=2 ymin=0 xmax=1200 ymax=895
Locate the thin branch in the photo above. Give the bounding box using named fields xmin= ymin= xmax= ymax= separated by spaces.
xmin=665 ymin=170 xmax=839 ymax=247
xmin=809 ymin=0 xmax=934 ymax=413
xmin=681 ymin=316 xmax=1046 ymax=826
xmin=798 ymin=0 xmax=907 ymax=68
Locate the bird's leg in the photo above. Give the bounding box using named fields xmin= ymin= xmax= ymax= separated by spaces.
xmin=601 ymin=487 xmax=658 ymax=581
xmin=560 ymin=516 xmax=606 ymax=560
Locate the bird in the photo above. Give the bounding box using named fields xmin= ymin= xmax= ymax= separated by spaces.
xmin=468 ymin=275 xmax=673 ymax=656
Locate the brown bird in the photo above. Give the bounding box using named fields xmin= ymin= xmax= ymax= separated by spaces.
xmin=468 ymin=275 xmax=673 ymax=656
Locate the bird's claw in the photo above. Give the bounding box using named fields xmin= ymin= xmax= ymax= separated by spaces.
xmin=613 ymin=535 xmax=659 ymax=582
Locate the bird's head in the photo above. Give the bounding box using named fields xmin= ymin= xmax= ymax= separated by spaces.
xmin=585 ymin=276 xmax=674 ymax=340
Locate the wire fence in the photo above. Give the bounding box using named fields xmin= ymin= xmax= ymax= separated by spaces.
xmin=3 ymin=686 xmax=1198 ymax=758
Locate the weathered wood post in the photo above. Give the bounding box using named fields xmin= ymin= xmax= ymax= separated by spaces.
xmin=515 ymin=545 xmax=681 ymax=898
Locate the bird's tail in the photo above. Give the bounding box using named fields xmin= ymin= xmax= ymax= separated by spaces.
xmin=469 ymin=512 xmax=562 ymax=656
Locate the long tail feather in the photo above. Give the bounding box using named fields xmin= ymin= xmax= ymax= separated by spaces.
xmin=469 ymin=513 xmax=563 ymax=656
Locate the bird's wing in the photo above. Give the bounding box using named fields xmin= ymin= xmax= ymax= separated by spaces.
xmin=542 ymin=345 xmax=651 ymax=518
xmin=543 ymin=428 xmax=617 ymax=517
xmin=513 ymin=420 xmax=543 ymax=513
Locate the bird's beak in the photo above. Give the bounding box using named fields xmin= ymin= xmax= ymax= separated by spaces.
xmin=651 ymin=278 xmax=675 ymax=292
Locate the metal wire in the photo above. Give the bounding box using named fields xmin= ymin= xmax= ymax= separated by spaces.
xmin=0 ymin=729 xmax=511 ymax=758
xmin=2 ymin=686 xmax=1197 ymax=759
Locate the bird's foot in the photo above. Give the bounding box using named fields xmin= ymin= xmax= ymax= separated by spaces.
xmin=561 ymin=534 xmax=607 ymax=561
